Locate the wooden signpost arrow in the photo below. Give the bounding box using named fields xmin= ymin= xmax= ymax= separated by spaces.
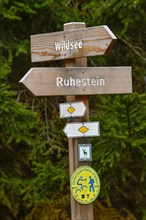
xmin=19 ymin=21 xmax=133 ymax=220
xmin=59 ymin=101 xmax=86 ymax=118
xmin=19 ymin=67 xmax=132 ymax=96
xmin=30 ymin=25 xmax=116 ymax=62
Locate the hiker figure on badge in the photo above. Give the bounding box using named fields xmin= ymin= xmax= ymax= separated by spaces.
xmin=77 ymin=176 xmax=86 ymax=190
xmin=89 ymin=176 xmax=94 ymax=192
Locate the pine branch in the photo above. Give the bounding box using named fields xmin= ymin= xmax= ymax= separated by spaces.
xmin=118 ymin=36 xmax=146 ymax=63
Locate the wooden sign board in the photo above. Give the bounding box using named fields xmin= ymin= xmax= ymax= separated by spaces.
xmin=30 ymin=25 xmax=117 ymax=62
xmin=20 ymin=67 xmax=132 ymax=96
xmin=63 ymin=122 xmax=100 ymax=138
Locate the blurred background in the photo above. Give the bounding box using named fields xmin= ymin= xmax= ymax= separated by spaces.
xmin=0 ymin=0 xmax=146 ymax=219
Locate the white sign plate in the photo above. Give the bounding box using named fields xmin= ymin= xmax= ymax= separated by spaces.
xmin=63 ymin=122 xmax=100 ymax=138
xmin=59 ymin=101 xmax=86 ymax=118
xmin=78 ymin=144 xmax=92 ymax=161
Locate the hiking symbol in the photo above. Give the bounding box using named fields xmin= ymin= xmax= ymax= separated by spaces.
xmin=75 ymin=176 xmax=87 ymax=194
xmin=75 ymin=175 xmax=95 ymax=195
xmin=70 ymin=166 xmax=100 ymax=204
xmin=89 ymin=176 xmax=94 ymax=192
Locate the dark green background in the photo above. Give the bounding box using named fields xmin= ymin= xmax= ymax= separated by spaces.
xmin=0 ymin=0 xmax=146 ymax=219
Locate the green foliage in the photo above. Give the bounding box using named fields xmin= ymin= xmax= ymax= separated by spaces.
xmin=94 ymin=200 xmax=137 ymax=220
xmin=0 ymin=65 xmax=36 ymax=148
xmin=0 ymin=0 xmax=146 ymax=219
xmin=25 ymin=194 xmax=70 ymax=220
xmin=0 ymin=177 xmax=22 ymax=217
xmin=91 ymin=93 xmax=146 ymax=218
xmin=0 ymin=60 xmax=37 ymax=218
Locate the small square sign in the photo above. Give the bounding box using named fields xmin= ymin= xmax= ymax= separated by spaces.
xmin=78 ymin=144 xmax=92 ymax=161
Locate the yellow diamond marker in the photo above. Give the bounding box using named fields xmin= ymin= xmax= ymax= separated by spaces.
xmin=67 ymin=106 xmax=75 ymax=114
xmin=78 ymin=125 xmax=89 ymax=134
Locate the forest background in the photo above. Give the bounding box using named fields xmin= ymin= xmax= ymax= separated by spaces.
xmin=0 ymin=0 xmax=146 ymax=219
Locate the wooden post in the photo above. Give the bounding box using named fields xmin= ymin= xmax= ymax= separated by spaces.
xmin=20 ymin=21 xmax=132 ymax=220
xmin=64 ymin=22 xmax=94 ymax=220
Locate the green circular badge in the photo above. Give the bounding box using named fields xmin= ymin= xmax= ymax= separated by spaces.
xmin=70 ymin=166 xmax=100 ymax=204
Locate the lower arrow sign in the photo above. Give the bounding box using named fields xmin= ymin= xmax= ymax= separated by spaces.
xmin=20 ymin=67 xmax=132 ymax=96
xmin=63 ymin=122 xmax=100 ymax=138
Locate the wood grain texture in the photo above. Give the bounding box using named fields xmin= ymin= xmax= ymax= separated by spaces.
xmin=30 ymin=25 xmax=117 ymax=62
xmin=64 ymin=22 xmax=93 ymax=220
xmin=20 ymin=67 xmax=132 ymax=96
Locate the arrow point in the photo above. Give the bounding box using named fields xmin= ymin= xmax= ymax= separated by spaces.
xmin=103 ymin=25 xmax=117 ymax=55
xmin=104 ymin=25 xmax=117 ymax=40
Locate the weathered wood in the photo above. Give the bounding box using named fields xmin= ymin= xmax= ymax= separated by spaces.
xmin=30 ymin=25 xmax=117 ymax=62
xmin=64 ymin=22 xmax=93 ymax=220
xmin=19 ymin=67 xmax=132 ymax=96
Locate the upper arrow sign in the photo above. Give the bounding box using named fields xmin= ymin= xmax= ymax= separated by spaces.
xmin=30 ymin=25 xmax=117 ymax=62
xmin=59 ymin=101 xmax=86 ymax=118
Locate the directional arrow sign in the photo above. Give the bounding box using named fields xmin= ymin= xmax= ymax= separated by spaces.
xmin=19 ymin=67 xmax=132 ymax=96
xmin=30 ymin=25 xmax=117 ymax=62
xmin=59 ymin=102 xmax=86 ymax=118
xmin=63 ymin=122 xmax=100 ymax=138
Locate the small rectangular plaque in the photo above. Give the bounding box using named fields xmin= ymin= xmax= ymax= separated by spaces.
xmin=78 ymin=144 xmax=92 ymax=161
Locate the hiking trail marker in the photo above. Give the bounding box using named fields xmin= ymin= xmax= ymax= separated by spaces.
xmin=78 ymin=144 xmax=92 ymax=161
xmin=70 ymin=166 xmax=100 ymax=205
xmin=63 ymin=122 xmax=100 ymax=138
xmin=20 ymin=22 xmax=132 ymax=220
xmin=59 ymin=101 xmax=86 ymax=118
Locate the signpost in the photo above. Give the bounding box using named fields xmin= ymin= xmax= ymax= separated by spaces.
xmin=63 ymin=122 xmax=100 ymax=138
xmin=20 ymin=67 xmax=132 ymax=96
xmin=59 ymin=101 xmax=86 ymax=118
xmin=20 ymin=21 xmax=133 ymax=220
xmin=30 ymin=25 xmax=116 ymax=62
xmin=64 ymin=22 xmax=93 ymax=220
